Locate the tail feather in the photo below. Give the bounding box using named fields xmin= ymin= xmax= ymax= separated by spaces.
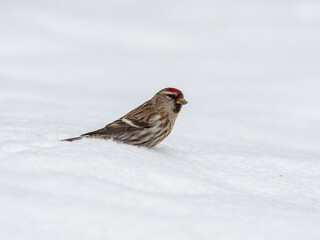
xmin=61 ymin=136 xmax=82 ymax=142
xmin=61 ymin=127 xmax=111 ymax=142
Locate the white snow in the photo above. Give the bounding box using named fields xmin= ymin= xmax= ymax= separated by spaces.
xmin=1 ymin=0 xmax=320 ymax=239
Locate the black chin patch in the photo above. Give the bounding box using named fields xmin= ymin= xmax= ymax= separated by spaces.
xmin=173 ymin=103 xmax=182 ymax=113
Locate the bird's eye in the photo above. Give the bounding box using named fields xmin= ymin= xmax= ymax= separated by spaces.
xmin=167 ymin=94 xmax=175 ymax=99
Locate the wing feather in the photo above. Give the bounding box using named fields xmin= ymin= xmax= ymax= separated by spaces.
xmin=81 ymin=117 xmax=151 ymax=139
xmin=64 ymin=99 xmax=154 ymax=141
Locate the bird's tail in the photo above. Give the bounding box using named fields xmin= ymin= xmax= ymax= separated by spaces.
xmin=61 ymin=136 xmax=82 ymax=142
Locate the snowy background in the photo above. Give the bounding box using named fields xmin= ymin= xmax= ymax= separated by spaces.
xmin=1 ymin=0 xmax=320 ymax=239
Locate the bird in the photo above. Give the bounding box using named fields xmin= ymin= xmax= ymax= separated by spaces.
xmin=61 ymin=87 xmax=187 ymax=148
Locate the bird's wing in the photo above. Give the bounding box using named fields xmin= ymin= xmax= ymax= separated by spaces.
xmin=81 ymin=100 xmax=154 ymax=139
xmin=80 ymin=117 xmax=151 ymax=138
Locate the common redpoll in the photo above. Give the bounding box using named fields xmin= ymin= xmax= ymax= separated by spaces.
xmin=62 ymin=88 xmax=187 ymax=148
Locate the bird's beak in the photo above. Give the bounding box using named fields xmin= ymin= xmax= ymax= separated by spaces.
xmin=176 ymin=97 xmax=188 ymax=105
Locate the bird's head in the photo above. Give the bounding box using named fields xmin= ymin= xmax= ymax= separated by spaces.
xmin=153 ymin=88 xmax=188 ymax=114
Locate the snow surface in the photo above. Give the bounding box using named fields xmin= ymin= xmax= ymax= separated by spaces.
xmin=1 ymin=0 xmax=320 ymax=239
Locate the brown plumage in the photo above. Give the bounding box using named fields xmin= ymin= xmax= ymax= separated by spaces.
xmin=62 ymin=88 xmax=187 ymax=148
